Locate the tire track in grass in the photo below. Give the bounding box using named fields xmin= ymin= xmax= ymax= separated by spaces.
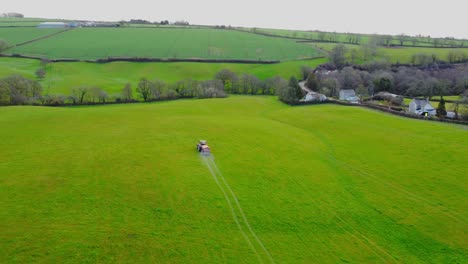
xmin=323 ymin=152 xmax=466 ymax=225
xmin=201 ymin=155 xmax=264 ymax=263
xmin=201 ymin=155 xmax=275 ymax=263
xmin=207 ymin=157 xmax=275 ymax=263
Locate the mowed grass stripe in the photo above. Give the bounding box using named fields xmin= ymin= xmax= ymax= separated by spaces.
xmin=6 ymin=27 xmax=322 ymax=61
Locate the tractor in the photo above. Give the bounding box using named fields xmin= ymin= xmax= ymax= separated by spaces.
xmin=196 ymin=140 xmax=211 ymax=154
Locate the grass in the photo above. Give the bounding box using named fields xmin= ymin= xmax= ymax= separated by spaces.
xmin=0 ymin=27 xmax=64 ymax=46
xmin=0 ymin=57 xmax=328 ymax=95
xmin=0 ymin=96 xmax=466 ymax=263
xmin=313 ymin=42 xmax=468 ymax=64
xmin=6 ymin=27 xmax=323 ymax=61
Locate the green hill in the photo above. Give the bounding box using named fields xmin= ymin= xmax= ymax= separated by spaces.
xmin=5 ymin=27 xmax=323 ymax=61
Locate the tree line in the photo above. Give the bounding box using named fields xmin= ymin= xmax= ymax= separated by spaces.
xmin=0 ymin=75 xmax=227 ymax=106
xmin=305 ymin=63 xmax=468 ymax=99
xmin=0 ymin=68 xmax=305 ymax=106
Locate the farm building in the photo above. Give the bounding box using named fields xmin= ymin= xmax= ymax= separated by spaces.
xmin=38 ymin=22 xmax=68 ymax=28
xmin=302 ymin=91 xmax=327 ymax=102
xmin=408 ymin=99 xmax=436 ymax=116
xmin=339 ymin=89 xmax=359 ymax=103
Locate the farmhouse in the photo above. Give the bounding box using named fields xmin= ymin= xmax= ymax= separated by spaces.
xmin=408 ymin=98 xmax=436 ymax=116
xmin=339 ymin=89 xmax=359 ymax=103
xmin=38 ymin=22 xmax=68 ymax=28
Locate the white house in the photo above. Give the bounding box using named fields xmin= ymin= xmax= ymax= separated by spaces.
xmin=408 ymin=99 xmax=436 ymax=116
xmin=302 ymin=91 xmax=327 ymax=102
xmin=339 ymin=89 xmax=359 ymax=103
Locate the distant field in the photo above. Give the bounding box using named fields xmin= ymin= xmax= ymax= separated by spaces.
xmin=313 ymin=42 xmax=468 ymax=64
xmin=6 ymin=27 xmax=323 ymax=61
xmin=242 ymin=27 xmax=468 ymax=47
xmin=0 ymin=57 xmax=327 ymax=94
xmin=0 ymin=96 xmax=466 ymax=263
xmin=0 ymin=27 xmax=64 ymax=46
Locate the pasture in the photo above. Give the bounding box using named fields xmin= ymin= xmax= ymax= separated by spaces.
xmin=0 ymin=57 xmax=327 ymax=95
xmin=5 ymin=27 xmax=323 ymax=61
xmin=0 ymin=96 xmax=466 ymax=263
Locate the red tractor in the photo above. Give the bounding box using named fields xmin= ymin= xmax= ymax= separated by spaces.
xmin=196 ymin=140 xmax=211 ymax=154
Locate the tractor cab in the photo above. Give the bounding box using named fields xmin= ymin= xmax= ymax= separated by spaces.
xmin=197 ymin=140 xmax=211 ymax=154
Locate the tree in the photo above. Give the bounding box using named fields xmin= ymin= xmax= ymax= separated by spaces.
xmin=356 ymin=85 xmax=369 ymax=101
xmin=305 ymin=72 xmax=319 ymax=92
xmin=0 ymin=74 xmax=43 ymax=105
xmin=71 ymin=86 xmax=89 ymax=104
xmin=397 ymin=34 xmax=408 ymax=46
xmin=215 ymin=69 xmax=238 ymax=87
xmin=0 ymin=39 xmax=8 ymax=53
xmin=373 ymin=72 xmax=393 ymax=93
xmin=35 ymin=68 xmax=46 ymax=80
xmin=289 ymin=76 xmax=303 ymax=100
xmin=277 ymin=79 xmax=297 ymax=103
xmin=436 ymin=96 xmax=447 ymax=117
xmin=121 ymin=83 xmax=133 ymax=102
xmin=300 ymin=66 xmax=313 ymax=80
xmin=150 ymin=79 xmax=165 ymax=100
xmin=329 ymin=44 xmax=347 ymax=69
xmin=339 ymin=67 xmax=362 ymax=90
xmin=137 ymin=78 xmax=151 ymax=101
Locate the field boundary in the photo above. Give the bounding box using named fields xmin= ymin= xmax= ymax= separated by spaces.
xmin=0 ymin=53 xmax=283 ymax=64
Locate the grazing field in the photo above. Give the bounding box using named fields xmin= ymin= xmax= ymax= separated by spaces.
xmin=0 ymin=27 xmax=64 ymax=46
xmin=6 ymin=27 xmax=323 ymax=61
xmin=0 ymin=57 xmax=327 ymax=94
xmin=313 ymin=42 xmax=468 ymax=64
xmin=0 ymin=96 xmax=466 ymax=263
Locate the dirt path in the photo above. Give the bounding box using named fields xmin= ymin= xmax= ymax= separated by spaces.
xmin=201 ymin=155 xmax=274 ymax=263
xmin=299 ymin=81 xmax=312 ymax=93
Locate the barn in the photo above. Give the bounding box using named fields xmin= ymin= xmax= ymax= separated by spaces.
xmin=38 ymin=22 xmax=68 ymax=28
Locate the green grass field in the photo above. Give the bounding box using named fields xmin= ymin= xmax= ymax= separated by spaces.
xmin=313 ymin=42 xmax=468 ymax=64
xmin=0 ymin=57 xmax=327 ymax=95
xmin=5 ymin=27 xmax=323 ymax=61
xmin=0 ymin=27 xmax=64 ymax=46
xmin=0 ymin=96 xmax=466 ymax=263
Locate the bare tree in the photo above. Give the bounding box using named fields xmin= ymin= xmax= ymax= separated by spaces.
xmin=121 ymin=83 xmax=133 ymax=102
xmin=0 ymin=40 xmax=8 ymax=53
xmin=71 ymin=86 xmax=89 ymax=104
xmin=329 ymin=44 xmax=348 ymax=69
xmin=35 ymin=68 xmax=46 ymax=80
xmin=137 ymin=78 xmax=151 ymax=101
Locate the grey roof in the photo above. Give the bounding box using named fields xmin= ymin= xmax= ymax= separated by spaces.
xmin=411 ymin=99 xmax=434 ymax=110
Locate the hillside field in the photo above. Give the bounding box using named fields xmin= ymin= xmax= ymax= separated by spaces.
xmin=5 ymin=27 xmax=323 ymax=61
xmin=241 ymin=27 xmax=468 ymax=48
xmin=313 ymin=42 xmax=468 ymax=64
xmin=0 ymin=96 xmax=466 ymax=263
xmin=0 ymin=57 xmax=327 ymax=95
